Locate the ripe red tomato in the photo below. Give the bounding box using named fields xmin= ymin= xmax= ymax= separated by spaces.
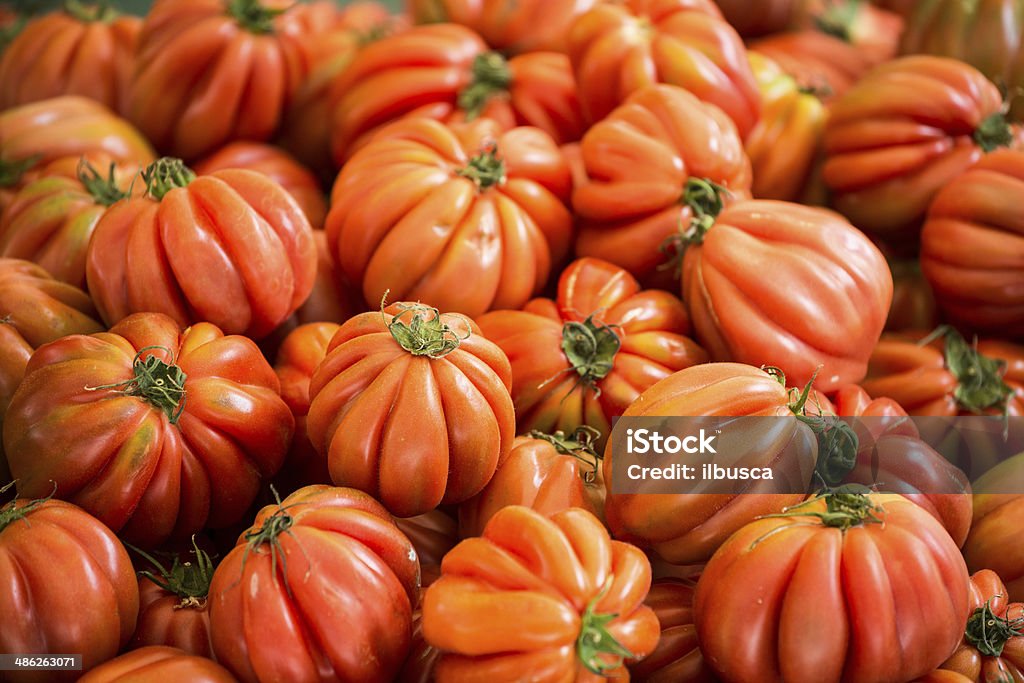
xmin=567 ymin=0 xmax=761 ymax=136
xmin=458 ymin=427 xmax=607 ymax=538
xmin=572 ymin=84 xmax=751 ymax=287
xmin=208 ymin=485 xmax=420 ymax=683
xmin=128 ymin=539 xmax=214 ymax=658
xmin=78 ymin=646 xmax=235 ymax=683
xmin=921 ymin=148 xmax=1024 ymax=338
xmin=694 ymin=492 xmax=970 ymax=683
xmin=0 ymin=496 xmax=139 ymax=681
xmin=4 ymin=312 xmax=294 ymax=548
xmin=423 ymin=505 xmax=660 ymax=680
xmin=0 ymin=258 xmax=103 ymax=485
xmin=682 ymin=200 xmax=892 ymax=393
xmin=965 ymin=454 xmax=1024 ymax=603
xmin=86 ymin=157 xmax=317 ymax=339
xmin=940 ymin=569 xmax=1024 ymax=682
xmin=823 ymin=56 xmax=1017 ymax=249
xmin=479 ymin=257 xmax=708 ymax=441
xmin=628 ymin=578 xmax=717 ymax=682
xmin=602 ymin=362 xmax=817 ymax=566
xmin=193 ymin=141 xmax=327 ymax=229
xmin=0 ymin=4 xmax=140 ymax=114
xmin=325 ymin=117 xmax=572 ymax=318
xmin=307 ymin=302 xmax=516 ymax=517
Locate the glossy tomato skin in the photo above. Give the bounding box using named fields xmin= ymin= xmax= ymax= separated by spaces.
xmin=128 ymin=577 xmax=213 ymax=658
xmin=940 ymin=569 xmax=1024 ymax=682
xmin=479 ymin=257 xmax=708 ymax=441
xmin=86 ymin=167 xmax=317 ymax=339
xmin=193 ymin=142 xmax=327 ymax=229
xmin=127 ymin=0 xmax=307 ymax=161
xmin=0 ymin=96 xmax=155 ymax=170
xmin=325 ymin=117 xmax=572 ymax=318
xmin=423 ymin=506 xmax=660 ymax=681
xmin=602 ymin=363 xmax=816 ymax=566
xmin=572 ymin=84 xmax=752 ymax=287
xmin=750 ymin=30 xmax=873 ymax=102
xmin=683 ymin=201 xmax=892 ymax=393
xmin=406 ymin=0 xmax=597 ymax=54
xmin=208 ymin=485 xmax=420 ymax=683
xmin=0 ymin=498 xmax=139 ymax=682
xmin=823 ymin=56 xmax=1016 ymax=248
xmin=78 ymin=646 xmax=235 ymax=683
xmin=307 ymin=305 xmax=516 ymax=517
xmin=4 ymin=312 xmax=294 ymax=548
xmin=395 ymin=509 xmax=460 ymax=586
xmin=921 ymin=148 xmax=1024 ymax=338
xmin=0 ymin=258 xmax=103 ymax=485
xmin=628 ymin=578 xmax=717 ymax=682
xmin=567 ymin=0 xmax=760 ymax=137
xmin=694 ymin=493 xmax=971 ymax=683
xmin=0 ymin=6 xmax=140 ymax=114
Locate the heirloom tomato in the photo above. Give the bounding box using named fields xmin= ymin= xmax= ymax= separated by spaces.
xmin=325 ymin=117 xmax=572 ymax=317
xmin=307 ymin=302 xmax=515 ymax=517
xmin=0 ymin=495 xmax=139 ymax=681
xmin=823 ymin=56 xmax=1017 ymax=248
xmin=478 ymin=257 xmax=708 ymax=441
xmin=86 ymin=157 xmax=316 ymax=339
xmin=965 ymin=454 xmax=1024 ymax=602
xmin=208 ymin=485 xmax=420 ymax=683
xmin=682 ymin=200 xmax=892 ymax=392
xmin=0 ymin=3 xmax=139 ymax=114
xmin=628 ymin=578 xmax=717 ymax=682
xmin=921 ymin=148 xmax=1024 ymax=339
xmin=940 ymin=569 xmax=1024 ymax=682
xmin=567 ymin=0 xmax=760 ymax=136
xmin=4 ymin=312 xmax=294 ymax=548
xmin=423 ymin=505 xmax=660 ymax=681
xmin=572 ymin=84 xmax=751 ymax=287
xmin=78 ymin=646 xmax=235 ymax=683
xmin=694 ymin=492 xmax=971 ymax=683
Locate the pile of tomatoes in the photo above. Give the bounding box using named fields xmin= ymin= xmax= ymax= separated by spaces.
xmin=0 ymin=0 xmax=1023 ymax=681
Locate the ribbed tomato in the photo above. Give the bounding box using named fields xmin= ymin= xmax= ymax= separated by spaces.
xmin=307 ymin=302 xmax=515 ymax=517
xmin=921 ymin=148 xmax=1024 ymax=338
xmin=940 ymin=569 xmax=1024 ymax=682
xmin=567 ymin=0 xmax=760 ymax=136
xmin=193 ymin=141 xmax=327 ymax=229
xmin=602 ymin=362 xmax=818 ymax=566
xmin=325 ymin=117 xmax=572 ymax=317
xmin=0 ymin=496 xmax=139 ymax=681
xmin=78 ymin=646 xmax=235 ymax=683
xmin=86 ymin=157 xmax=316 ymax=339
xmin=4 ymin=312 xmax=294 ymax=548
xmin=823 ymin=56 xmax=1018 ymax=249
xmin=423 ymin=505 xmax=660 ymax=680
xmin=572 ymin=84 xmax=751 ymax=287
xmin=478 ymin=257 xmax=708 ymax=440
xmin=0 ymin=3 xmax=140 ymax=114
xmin=208 ymin=485 xmax=420 ymax=683
xmin=965 ymin=454 xmax=1024 ymax=603
xmin=682 ymin=200 xmax=892 ymax=392
xmin=328 ymin=23 xmax=584 ymax=163
xmin=694 ymin=492 xmax=971 ymax=683
xmin=628 ymin=578 xmax=717 ymax=682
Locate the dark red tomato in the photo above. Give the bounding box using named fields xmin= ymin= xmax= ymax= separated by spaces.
xmin=478 ymin=257 xmax=708 ymax=442
xmin=4 ymin=312 xmax=294 ymax=548
xmin=395 ymin=509 xmax=460 ymax=586
xmin=0 ymin=496 xmax=139 ymax=682
xmin=78 ymin=646 xmax=235 ymax=683
xmin=886 ymin=260 xmax=939 ymax=333
xmin=629 ymin=578 xmax=718 ymax=682
xmin=208 ymin=485 xmax=420 ymax=683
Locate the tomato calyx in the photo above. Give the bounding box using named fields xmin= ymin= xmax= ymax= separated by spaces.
xmin=812 ymin=0 xmax=858 ymax=43
xmin=0 ymin=155 xmax=39 ymax=188
xmin=239 ymin=488 xmax=310 ymax=599
xmin=385 ymin=300 xmax=470 ymax=358
xmin=576 ymin=579 xmax=636 ymax=675
xmin=965 ymin=596 xmax=1024 ymax=657
xmin=974 ymin=112 xmax=1014 ymax=153
xmin=767 ymin=490 xmax=883 ymax=531
xmin=458 ymin=52 xmax=512 ymax=121
xmin=456 ymin=143 xmax=506 ymax=190
xmin=659 ymin=177 xmax=729 ymax=275
xmin=227 ymin=0 xmax=286 ymax=35
xmin=923 ymin=325 xmax=1013 ymax=418
xmin=77 ymin=159 xmax=130 ymax=207
xmin=0 ymin=481 xmax=56 ymax=534
xmin=132 ymin=536 xmax=215 ymax=610
xmin=561 ymin=315 xmax=621 ymax=392
xmin=63 ymin=0 xmax=119 ymax=22
xmin=529 ymin=425 xmax=603 ymax=483
xmin=142 ymin=158 xmax=195 ymax=201
xmin=85 ymin=346 xmax=187 ymax=424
